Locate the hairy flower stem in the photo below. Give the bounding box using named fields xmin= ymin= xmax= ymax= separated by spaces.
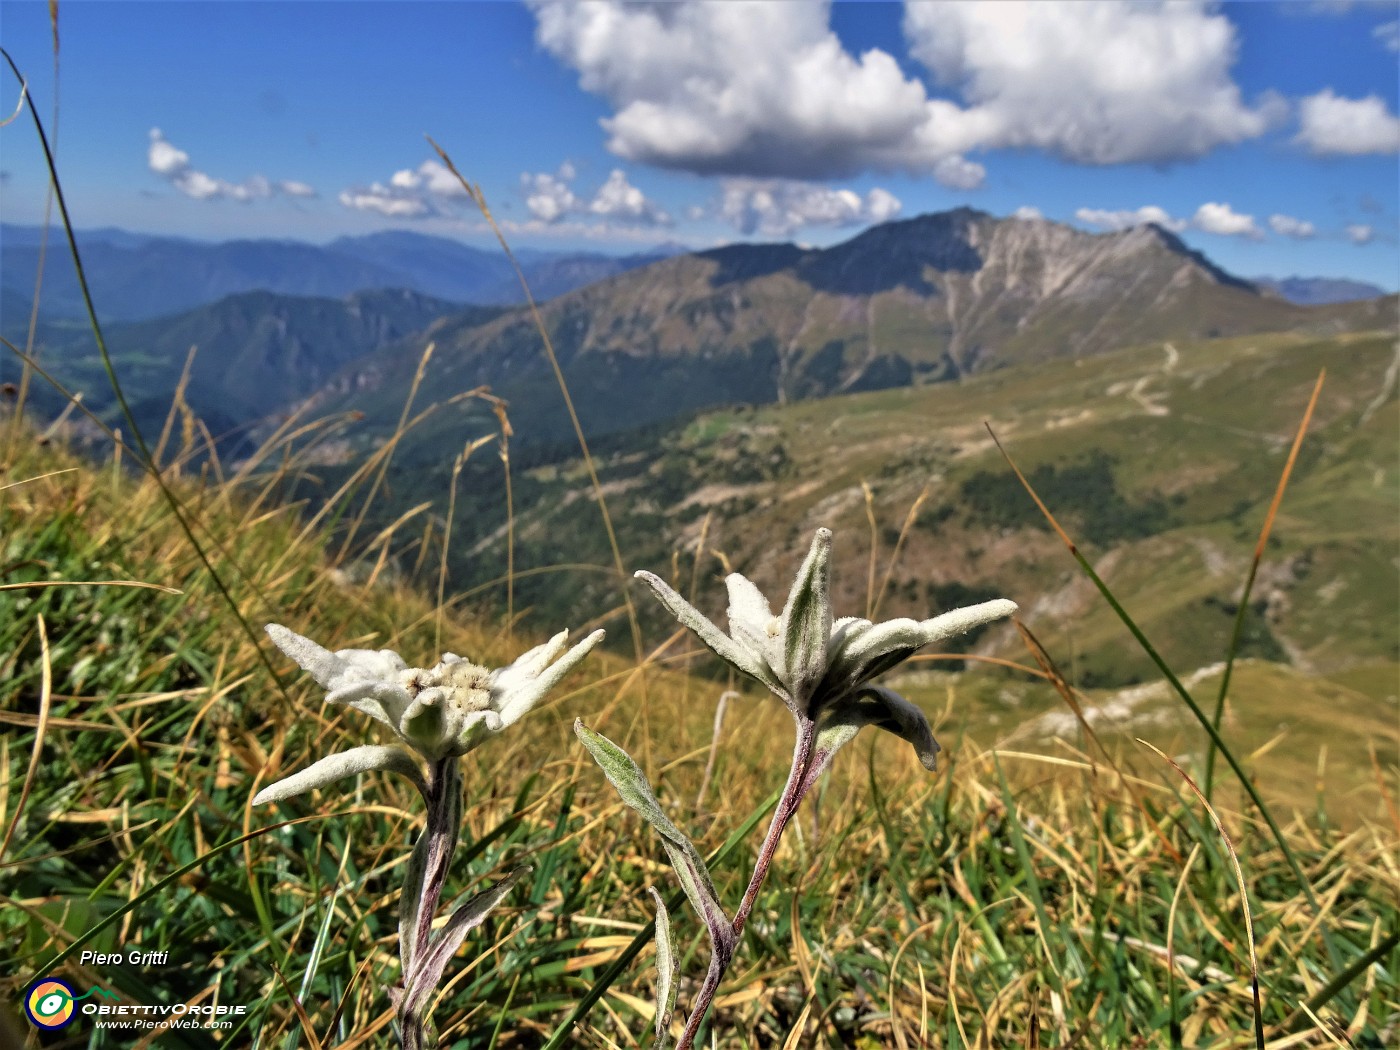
xmin=400 ymin=757 xmax=463 ymax=1050
xmin=676 ymin=719 xmax=818 ymax=1050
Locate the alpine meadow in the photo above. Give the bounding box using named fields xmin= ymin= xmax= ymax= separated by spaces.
xmin=1 ymin=3 xmax=1398 ymax=1049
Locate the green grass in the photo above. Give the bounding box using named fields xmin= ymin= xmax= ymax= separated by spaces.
xmin=1 ymin=416 xmax=1396 ymax=1048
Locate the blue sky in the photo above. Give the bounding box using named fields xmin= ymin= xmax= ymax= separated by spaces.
xmin=1 ymin=1 xmax=1397 ymax=288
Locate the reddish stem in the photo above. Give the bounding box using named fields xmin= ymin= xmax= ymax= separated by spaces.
xmin=675 ymin=717 xmax=818 ymax=1049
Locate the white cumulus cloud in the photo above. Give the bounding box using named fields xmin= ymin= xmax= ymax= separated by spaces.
xmin=526 ymin=0 xmax=983 ymax=185
xmin=147 ymin=129 xmax=316 ymax=202
xmin=384 ymin=160 xmax=469 ymax=197
xmin=930 ymin=155 xmax=987 ymax=191
xmin=337 ymin=187 xmax=430 ymax=218
xmin=589 ymin=169 xmax=671 ymax=224
xmin=716 ymin=179 xmax=903 ymax=237
xmin=1192 ymin=202 xmax=1260 ymax=238
xmin=904 ymin=1 xmax=1280 ymax=166
xmin=1013 ymin=205 xmax=1043 ymax=221
xmin=147 ymin=131 xmax=191 ymax=176
xmin=1295 ymin=90 xmax=1400 ymax=155
xmin=340 ymin=159 xmax=472 ymax=218
xmin=1078 ymin=202 xmax=1275 ymax=240
xmin=1268 ymin=213 xmax=1316 ymax=238
xmin=1075 ymin=205 xmax=1186 ymax=232
xmin=519 ymin=164 xmax=670 ymax=226
xmin=1373 ymin=20 xmax=1399 ymax=52
xmin=522 ymin=170 xmax=579 ymax=223
xmin=1346 ymin=223 xmax=1375 ymax=244
xmin=525 ymin=1 xmax=1275 ymax=185
xmin=864 ymin=187 xmax=903 ymax=224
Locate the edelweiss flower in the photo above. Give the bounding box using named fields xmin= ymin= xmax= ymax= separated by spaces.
xmin=635 ymin=528 xmax=1015 ymax=769
xmin=253 ymin=624 xmax=604 ymax=804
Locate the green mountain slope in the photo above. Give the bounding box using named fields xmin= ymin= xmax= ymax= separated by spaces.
xmin=336 ymin=326 xmax=1397 ymax=711
xmin=4 ymin=288 xmax=492 ymax=453
xmin=305 ymin=209 xmax=1394 ymax=452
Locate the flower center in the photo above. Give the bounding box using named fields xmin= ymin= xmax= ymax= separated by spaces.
xmin=439 ymin=660 xmax=494 ymax=713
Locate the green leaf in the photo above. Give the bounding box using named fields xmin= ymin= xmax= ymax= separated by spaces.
xmin=400 ymin=865 xmax=532 ymax=1027
xmin=648 ymin=887 xmax=679 ymax=1050
xmin=574 ymin=720 xmax=733 ymax=948
xmin=538 ymin=786 xmax=781 ymax=1050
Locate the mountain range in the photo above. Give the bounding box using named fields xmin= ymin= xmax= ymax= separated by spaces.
xmin=430 ymin=322 xmax=1397 ymax=812
xmin=299 ymin=208 xmax=1393 ymax=454
xmin=0 ymin=224 xmax=681 ymax=322
xmin=5 ymin=209 xmax=1392 ymax=466
xmin=1251 ymin=275 xmax=1388 ymax=306
xmin=1 ymin=287 xmax=495 ymax=455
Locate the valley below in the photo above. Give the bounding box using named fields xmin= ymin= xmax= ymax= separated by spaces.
xmin=5 ymin=210 xmax=1396 ymax=816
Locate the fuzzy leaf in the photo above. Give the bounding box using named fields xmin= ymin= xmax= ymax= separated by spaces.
xmin=813 ymin=686 xmax=941 ymax=777
xmin=251 ymin=744 xmax=426 ymax=806
xmin=493 ymin=628 xmax=605 ymax=727
xmin=724 ymin=573 xmax=778 ymax=667
xmin=265 ymin=623 xmax=347 ymax=688
xmin=399 ymin=822 xmax=431 ymax=981
xmin=780 ymin=528 xmax=832 ymax=710
xmin=919 ymin=599 xmax=1019 ymax=644
xmin=401 ymin=865 xmax=531 ymax=1027
xmin=649 ymin=887 xmax=679 ymax=1050
xmin=817 ymin=599 xmax=1017 ymax=707
xmin=634 ymin=571 xmax=786 ymax=698
xmin=574 ymin=720 xmax=733 ymax=949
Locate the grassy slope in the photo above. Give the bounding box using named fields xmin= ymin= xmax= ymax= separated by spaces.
xmin=1 ymin=375 xmax=1397 ymax=1046
xmin=1 ymin=290 xmax=488 ymax=453
xmin=268 ymin=324 xmax=1400 ymax=814
xmin=355 ymin=329 xmax=1397 ymax=805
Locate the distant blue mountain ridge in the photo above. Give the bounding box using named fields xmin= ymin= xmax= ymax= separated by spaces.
xmin=0 ymin=224 xmax=685 ymax=322
xmin=1250 ymin=275 xmax=1388 ymax=306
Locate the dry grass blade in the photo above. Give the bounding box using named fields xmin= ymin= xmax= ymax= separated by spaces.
xmin=1166 ymin=843 xmax=1202 ymax=1049
xmin=439 ymin=433 xmax=497 ymax=653
xmin=427 ymin=136 xmax=644 ymax=665
xmin=0 ymin=466 xmax=77 ymax=491
xmin=862 ymin=479 xmax=877 ymax=618
xmin=1012 ymin=619 xmax=1181 ymax=862
xmin=152 ymin=344 xmax=198 ymax=469
xmin=336 ymin=342 xmax=436 ymax=563
xmin=481 ymin=390 xmax=516 ymax=639
xmin=1137 ymin=738 xmax=1265 ymax=1050
xmin=269 ymin=956 xmax=327 ymax=1050
xmin=1203 ymin=369 xmax=1325 ymax=800
xmin=0 ymin=614 xmax=51 ymax=864
xmin=0 ymin=580 xmax=182 ymax=594
xmin=872 ymin=483 xmax=928 ymax=620
xmin=695 ymin=690 xmax=736 ymax=812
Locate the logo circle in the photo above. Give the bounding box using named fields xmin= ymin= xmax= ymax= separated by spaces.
xmin=25 ymin=979 xmax=77 ymax=1029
